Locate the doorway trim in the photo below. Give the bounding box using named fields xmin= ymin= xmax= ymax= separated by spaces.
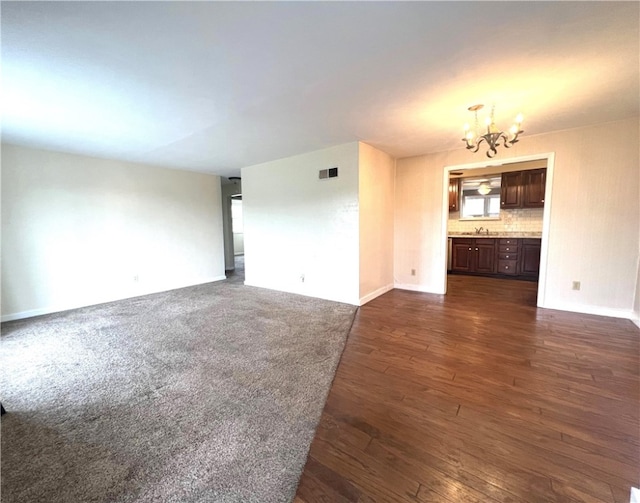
xmin=440 ymin=152 xmax=555 ymax=308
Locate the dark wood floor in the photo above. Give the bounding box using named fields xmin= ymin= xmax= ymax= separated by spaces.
xmin=294 ymin=275 xmax=639 ymax=503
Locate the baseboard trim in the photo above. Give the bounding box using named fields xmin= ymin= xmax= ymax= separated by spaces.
xmin=242 ymin=280 xmax=359 ymax=306
xmin=359 ymin=284 xmax=394 ymax=306
xmin=394 ymin=283 xmax=444 ymax=294
xmin=1 ymin=276 xmax=227 ymax=322
xmin=540 ymin=301 xmax=635 ymax=322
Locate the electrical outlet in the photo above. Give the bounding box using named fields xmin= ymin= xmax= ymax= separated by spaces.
xmin=411 ymin=269 xmax=416 ymax=276
xmin=572 ymin=281 xmax=580 ymax=291
xmin=133 ymin=274 xmax=139 ymax=283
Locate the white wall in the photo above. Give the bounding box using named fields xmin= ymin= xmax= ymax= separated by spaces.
xmin=233 ymin=233 xmax=244 ymax=255
xmin=1 ymin=144 xmax=225 ymax=321
xmin=395 ymin=118 xmax=640 ymax=319
xmin=394 ymin=154 xmax=445 ymax=292
xmin=359 ymin=143 xmax=395 ymax=304
xmin=242 ymin=143 xmax=360 ymax=305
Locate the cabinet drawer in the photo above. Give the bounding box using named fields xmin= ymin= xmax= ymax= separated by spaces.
xmin=498 ymin=252 xmax=518 ymax=260
xmin=497 ymin=260 xmax=518 ymax=275
xmin=499 ymin=238 xmax=518 ymax=245
xmin=498 ymin=244 xmax=517 ymax=253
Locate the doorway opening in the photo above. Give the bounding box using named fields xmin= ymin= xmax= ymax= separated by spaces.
xmin=230 ymin=195 xmax=244 ymax=279
xmin=221 ymin=176 xmax=242 ymax=279
xmin=441 ymin=153 xmax=555 ymax=308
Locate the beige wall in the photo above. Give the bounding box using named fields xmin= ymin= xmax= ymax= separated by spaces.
xmin=395 ymin=118 xmax=640 ymax=318
xmin=1 ymin=144 xmax=225 ymax=320
xmin=358 ymin=143 xmax=395 ymax=303
xmin=242 ymin=141 xmax=396 ymax=307
xmin=242 ymin=142 xmax=361 ymax=305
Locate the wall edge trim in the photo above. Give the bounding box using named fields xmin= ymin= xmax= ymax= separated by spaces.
xmin=1 ymin=275 xmax=227 ymax=322
xmin=359 ymin=284 xmax=394 ymax=306
xmin=540 ymin=302 xmax=636 ymax=322
xmin=393 ymin=283 xmax=444 ymax=294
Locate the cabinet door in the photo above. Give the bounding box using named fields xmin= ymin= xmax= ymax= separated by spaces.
xmin=451 ymin=240 xmax=474 ymax=272
xmin=500 ymin=171 xmax=522 ymax=208
xmin=520 ymin=240 xmax=541 ymax=277
xmin=523 ymin=169 xmax=546 ymax=208
xmin=474 ymin=241 xmax=496 ymax=273
xmin=448 ymin=178 xmax=460 ymax=212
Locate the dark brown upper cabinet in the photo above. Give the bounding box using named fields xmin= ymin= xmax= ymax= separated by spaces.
xmin=500 ymin=168 xmax=546 ymax=209
xmin=448 ymin=178 xmax=460 ymax=212
xmin=500 ymin=171 xmax=522 ymax=209
xmin=522 ymin=169 xmax=546 ymax=207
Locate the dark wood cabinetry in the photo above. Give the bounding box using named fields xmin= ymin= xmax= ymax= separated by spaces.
xmin=500 ymin=168 xmax=546 ymax=209
xmin=448 ymin=178 xmax=460 ymax=212
xmin=522 ymin=169 xmax=546 ymax=207
xmin=451 ymin=238 xmax=496 ymax=274
xmin=500 ymin=172 xmax=522 ymax=209
xmin=451 ymin=237 xmax=541 ymax=280
xmin=520 ymin=239 xmax=542 ymax=277
xmin=475 ymin=240 xmax=497 ymax=273
xmin=497 ymin=238 xmax=519 ymax=275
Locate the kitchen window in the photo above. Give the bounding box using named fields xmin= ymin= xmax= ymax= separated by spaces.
xmin=460 ymin=175 xmax=501 ymax=219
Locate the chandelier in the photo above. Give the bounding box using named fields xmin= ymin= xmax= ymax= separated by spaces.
xmin=462 ymin=104 xmax=523 ymax=158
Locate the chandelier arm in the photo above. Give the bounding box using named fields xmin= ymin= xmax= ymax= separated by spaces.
xmin=462 ymin=137 xmax=483 ymax=153
xmin=499 ymin=132 xmax=511 ymax=148
xmin=510 ymin=129 xmax=524 ymax=145
xmin=470 ymin=136 xmax=485 ymax=153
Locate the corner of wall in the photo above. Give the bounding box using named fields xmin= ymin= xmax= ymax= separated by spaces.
xmin=633 ymin=252 xmax=640 ymax=329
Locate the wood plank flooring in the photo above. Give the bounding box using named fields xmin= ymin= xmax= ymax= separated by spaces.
xmin=295 ymin=275 xmax=640 ymax=503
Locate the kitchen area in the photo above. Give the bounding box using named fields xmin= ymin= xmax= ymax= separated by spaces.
xmin=447 ymin=160 xmax=546 ymax=282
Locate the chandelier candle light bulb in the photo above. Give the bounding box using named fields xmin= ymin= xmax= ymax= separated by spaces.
xmin=462 ymin=104 xmax=524 ymax=158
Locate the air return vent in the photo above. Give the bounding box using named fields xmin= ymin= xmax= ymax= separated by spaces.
xmin=319 ymin=167 xmax=338 ymax=180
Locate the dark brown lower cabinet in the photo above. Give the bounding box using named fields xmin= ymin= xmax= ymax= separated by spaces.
xmin=520 ymin=239 xmax=542 ymax=277
xmin=451 ymin=237 xmax=541 ymax=280
xmin=451 ymin=238 xmax=496 ymax=274
xmin=497 ymin=238 xmax=519 ymax=275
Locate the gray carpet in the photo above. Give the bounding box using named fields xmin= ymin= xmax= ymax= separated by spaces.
xmin=0 ymin=280 xmax=356 ymax=502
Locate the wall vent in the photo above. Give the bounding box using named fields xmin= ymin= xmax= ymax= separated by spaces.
xmin=319 ymin=167 xmax=338 ymax=180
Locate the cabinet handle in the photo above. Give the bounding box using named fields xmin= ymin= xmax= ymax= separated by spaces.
xmin=506 ymin=255 xmax=509 ymax=258
xmin=541 ymin=199 xmax=545 ymax=202
xmin=475 ymin=248 xmax=478 ymax=251
xmin=506 ymin=247 xmax=510 ymax=251
xmin=505 ymin=266 xmax=509 ymax=269
xmin=468 ymin=247 xmax=472 ymax=251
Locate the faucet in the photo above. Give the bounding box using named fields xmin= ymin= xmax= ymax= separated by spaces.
xmin=485 ymin=228 xmax=490 ymax=235
xmin=475 ymin=226 xmax=483 ymax=235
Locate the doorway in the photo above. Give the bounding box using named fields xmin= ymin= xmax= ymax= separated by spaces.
xmin=441 ymin=153 xmax=555 ymax=308
xmin=230 ymin=195 xmax=244 ymax=281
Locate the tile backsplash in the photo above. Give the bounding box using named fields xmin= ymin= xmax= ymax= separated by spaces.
xmin=448 ymin=208 xmax=544 ymax=234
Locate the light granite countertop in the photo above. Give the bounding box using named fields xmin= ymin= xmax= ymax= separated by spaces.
xmin=448 ymin=232 xmax=542 ymax=238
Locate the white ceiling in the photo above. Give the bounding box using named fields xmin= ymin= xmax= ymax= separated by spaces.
xmin=2 ymin=2 xmax=638 ymax=180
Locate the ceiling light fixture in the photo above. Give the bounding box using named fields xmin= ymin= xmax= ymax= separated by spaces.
xmin=462 ymin=104 xmax=523 ymax=158
xmin=477 ymin=183 xmax=491 ymax=195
